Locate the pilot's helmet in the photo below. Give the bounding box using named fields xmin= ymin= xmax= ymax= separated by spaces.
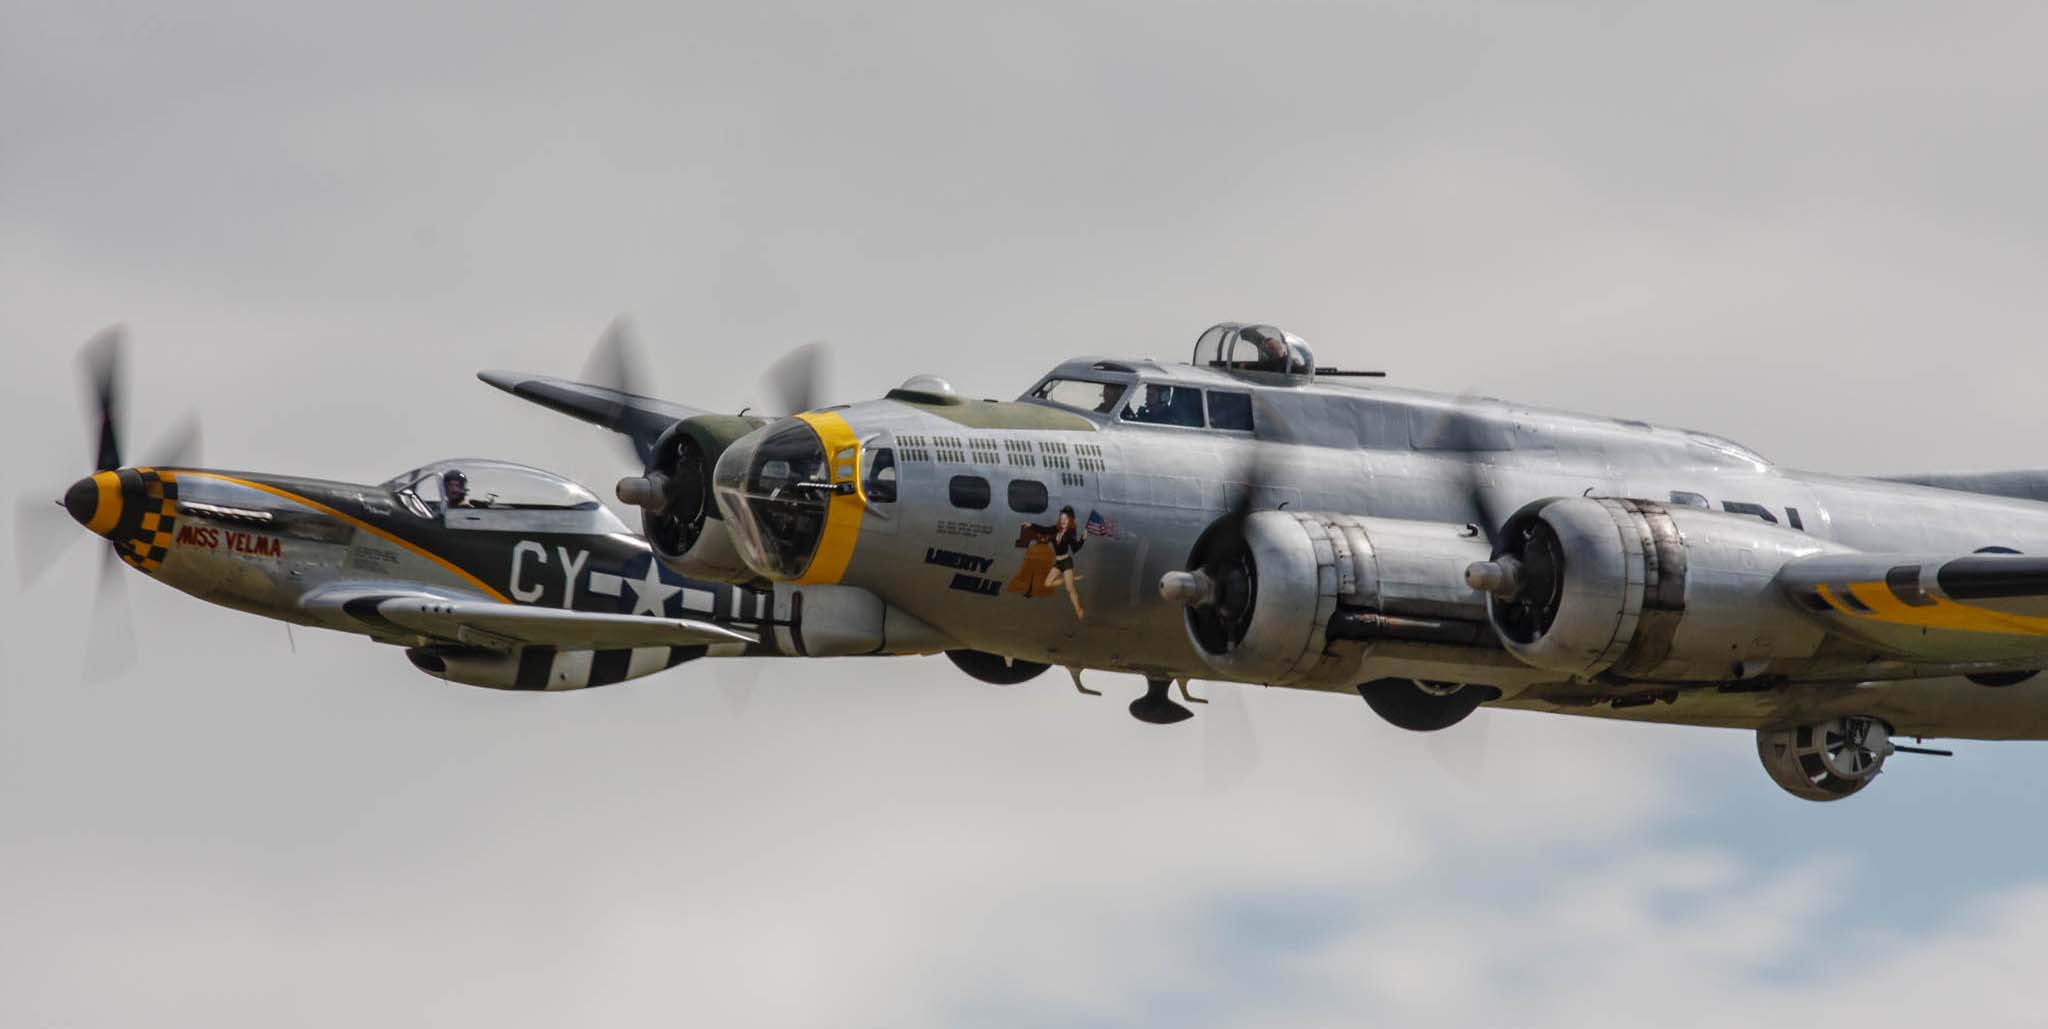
xmin=442 ymin=468 xmax=468 ymax=499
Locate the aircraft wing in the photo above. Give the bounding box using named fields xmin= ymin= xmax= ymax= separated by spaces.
xmin=302 ymin=586 xmax=756 ymax=651
xmin=476 ymin=369 xmax=702 ymax=464
xmin=1778 ymin=552 xmax=2048 ymax=663
xmin=1879 ymin=470 xmax=2048 ymax=504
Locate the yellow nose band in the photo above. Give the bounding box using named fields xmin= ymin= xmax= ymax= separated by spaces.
xmin=86 ymin=471 xmax=124 ymax=536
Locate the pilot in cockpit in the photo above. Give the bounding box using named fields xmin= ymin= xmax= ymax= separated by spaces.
xmin=443 ymin=469 xmax=480 ymax=509
xmin=1130 ymin=384 xmax=1171 ymax=421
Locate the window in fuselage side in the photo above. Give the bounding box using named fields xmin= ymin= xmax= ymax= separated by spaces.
xmin=1119 ymin=383 xmax=1205 ymax=427
xmin=1207 ymin=390 xmax=1254 ymax=432
xmin=949 ymin=475 xmax=992 ymax=510
xmin=1008 ymin=479 xmax=1049 ymax=514
xmin=864 ymin=447 xmax=898 ymax=503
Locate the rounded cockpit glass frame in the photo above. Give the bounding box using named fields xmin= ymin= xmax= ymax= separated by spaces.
xmin=1193 ymin=322 xmax=1316 ymax=379
xmin=711 ymin=421 xmax=833 ymax=580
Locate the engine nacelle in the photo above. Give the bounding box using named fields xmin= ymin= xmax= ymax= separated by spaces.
xmin=1757 ymin=717 xmax=1894 ymax=801
xmin=632 ymin=415 xmax=764 ymax=582
xmin=1473 ymin=497 xmax=1846 ymax=682
xmin=405 ymin=644 xmax=703 ymax=691
xmin=1176 ymin=511 xmax=1495 ymax=686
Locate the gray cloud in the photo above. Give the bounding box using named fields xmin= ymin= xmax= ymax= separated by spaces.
xmin=8 ymin=1 xmax=2048 ymax=1026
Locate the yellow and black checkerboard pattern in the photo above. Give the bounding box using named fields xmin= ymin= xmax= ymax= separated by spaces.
xmin=119 ymin=468 xmax=179 ymax=574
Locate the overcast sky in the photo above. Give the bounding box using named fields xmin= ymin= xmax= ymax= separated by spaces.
xmin=8 ymin=2 xmax=2048 ymax=1026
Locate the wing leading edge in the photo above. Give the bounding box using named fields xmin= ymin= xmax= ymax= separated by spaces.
xmin=303 ymin=586 xmax=756 ymax=651
xmin=477 ymin=370 xmax=702 ymax=464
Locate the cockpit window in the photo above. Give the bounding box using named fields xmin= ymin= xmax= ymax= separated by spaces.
xmin=1032 ymin=378 xmax=1127 ymax=415
xmin=1119 ymin=383 xmax=1205 ymax=427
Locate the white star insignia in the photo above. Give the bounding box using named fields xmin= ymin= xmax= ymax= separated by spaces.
xmin=625 ymin=558 xmax=681 ymax=616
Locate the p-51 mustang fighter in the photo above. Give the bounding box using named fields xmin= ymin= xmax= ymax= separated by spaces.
xmin=34 ymin=332 xmax=940 ymax=690
xmin=487 ymin=321 xmax=2048 ymax=801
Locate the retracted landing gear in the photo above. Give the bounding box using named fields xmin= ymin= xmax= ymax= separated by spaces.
xmin=1358 ymin=678 xmax=1498 ymax=732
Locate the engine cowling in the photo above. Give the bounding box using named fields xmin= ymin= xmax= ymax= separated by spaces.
xmin=624 ymin=415 xmax=763 ymax=582
xmin=1170 ymin=511 xmax=1495 ymax=686
xmin=1756 ymin=717 xmax=1893 ymax=801
xmin=1469 ymin=497 xmax=1845 ymax=682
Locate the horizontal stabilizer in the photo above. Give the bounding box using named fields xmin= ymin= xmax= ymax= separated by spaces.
xmin=478 ymin=370 xmax=703 ymax=464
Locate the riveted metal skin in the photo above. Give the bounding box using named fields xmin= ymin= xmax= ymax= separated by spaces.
xmin=453 ymin=336 xmax=2048 ymax=766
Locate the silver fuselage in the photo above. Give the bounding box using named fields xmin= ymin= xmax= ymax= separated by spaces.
xmin=738 ymin=356 xmax=2048 ymax=738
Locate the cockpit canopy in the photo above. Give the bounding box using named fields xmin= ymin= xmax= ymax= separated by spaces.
xmin=1193 ymin=322 xmax=1316 ymax=380
xmin=381 ymin=459 xmax=619 ymax=526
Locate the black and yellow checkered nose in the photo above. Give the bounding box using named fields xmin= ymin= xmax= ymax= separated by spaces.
xmin=65 ymin=468 xmax=180 ymax=573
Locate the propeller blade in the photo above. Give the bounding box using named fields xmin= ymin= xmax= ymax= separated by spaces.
xmin=711 ymin=655 xmax=762 ymax=720
xmin=762 ymin=342 xmax=828 ymax=417
xmin=82 ymin=325 xmax=126 ymax=471
xmin=83 ymin=545 xmax=137 ymax=682
xmin=142 ymin=414 xmax=202 ymax=470
xmin=13 ymin=496 xmax=81 ymax=586
xmin=1415 ymin=391 xmax=1507 ymax=545
xmin=1202 ymin=682 xmax=1262 ymax=792
xmin=1426 ymin=706 xmax=1492 ymax=787
xmin=580 ymin=317 xmax=657 ymax=467
xmin=1185 ymin=401 xmax=1302 ymax=639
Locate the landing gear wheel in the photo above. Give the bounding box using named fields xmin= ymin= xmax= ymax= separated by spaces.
xmin=1358 ymin=678 xmax=1496 ymax=732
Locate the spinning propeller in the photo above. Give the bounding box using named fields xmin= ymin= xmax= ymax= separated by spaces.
xmin=1421 ymin=395 xmax=1566 ymax=641
xmin=15 ymin=327 xmax=202 ymax=679
xmin=557 ymin=320 xmax=830 ymax=709
xmin=1156 ymin=388 xmax=1514 ymax=737
xmin=1152 ymin=421 xmax=1293 ymax=724
xmin=589 ymin=319 xmax=834 ymax=534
